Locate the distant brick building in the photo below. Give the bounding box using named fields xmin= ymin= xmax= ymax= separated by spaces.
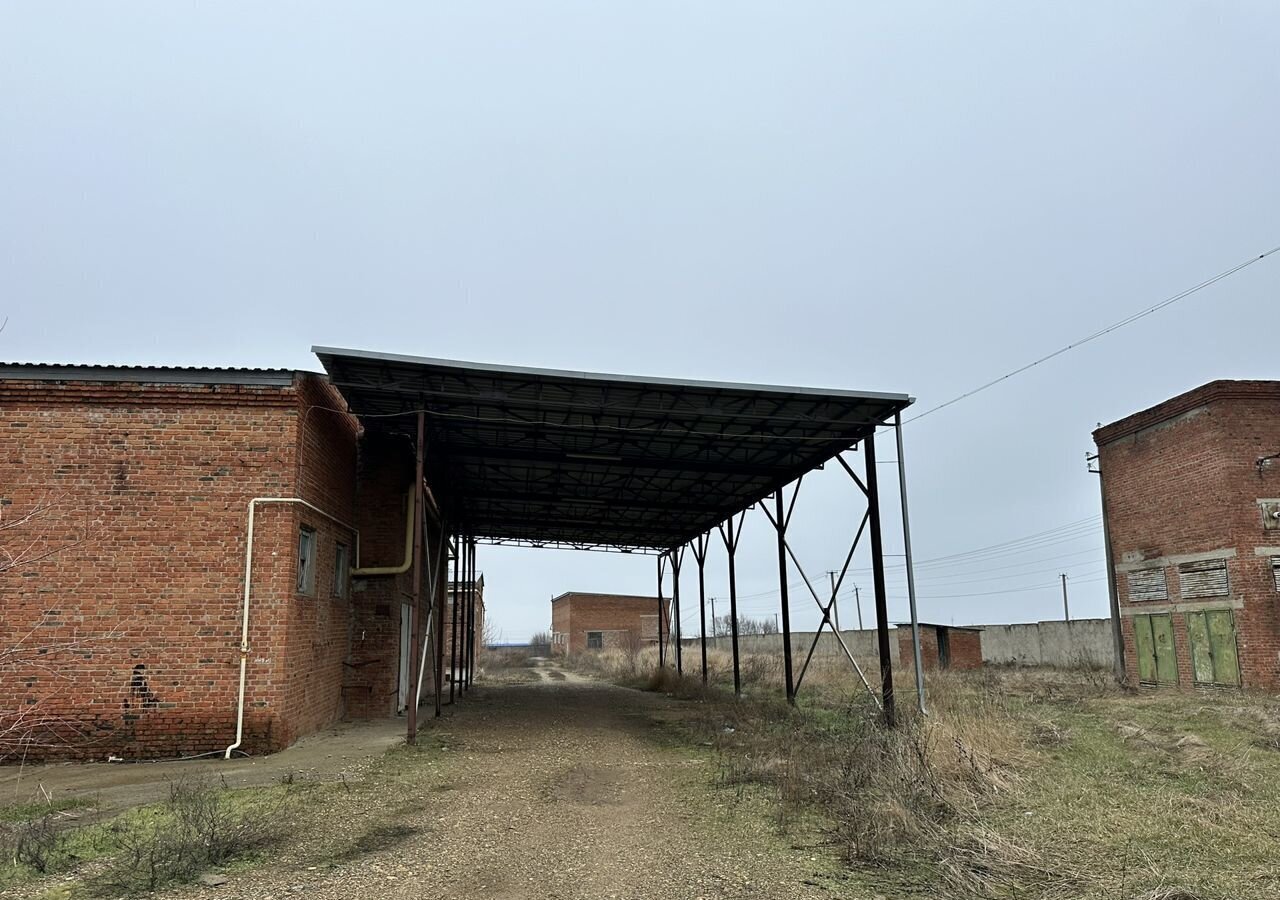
xmin=444 ymin=577 xmax=485 ymax=681
xmin=1095 ymin=380 xmax=1280 ymax=690
xmin=550 ymin=592 xmax=667 ymax=656
xmin=0 ymin=364 xmax=448 ymax=759
xmin=897 ymin=623 xmax=983 ymax=671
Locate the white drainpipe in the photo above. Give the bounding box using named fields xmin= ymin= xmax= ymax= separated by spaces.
xmin=226 ymin=497 xmax=357 ymax=760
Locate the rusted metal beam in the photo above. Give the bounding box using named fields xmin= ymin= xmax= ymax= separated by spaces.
xmin=448 ymin=534 xmax=459 ymax=703
xmin=774 ymin=489 xmax=795 ymax=704
xmin=407 ymin=411 xmax=425 ymax=744
xmin=864 ymin=432 xmax=896 ymax=727
xmin=434 ymin=515 xmax=446 ymax=718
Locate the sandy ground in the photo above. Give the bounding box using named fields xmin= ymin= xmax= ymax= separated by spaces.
xmin=1 ymin=718 xmax=408 ymax=814
xmin=158 ymin=663 xmax=849 ymax=900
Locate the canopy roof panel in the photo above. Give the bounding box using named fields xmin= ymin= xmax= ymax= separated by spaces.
xmin=315 ymin=347 xmax=912 ymax=551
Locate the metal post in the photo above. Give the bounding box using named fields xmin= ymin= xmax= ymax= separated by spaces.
xmin=465 ymin=532 xmax=476 ymax=691
xmin=434 ymin=514 xmax=445 ymax=718
xmin=696 ymin=535 xmax=708 ymax=684
xmin=449 ymin=533 xmax=459 ymax=702
xmin=471 ymin=538 xmax=479 ymax=685
xmin=656 ymin=555 xmax=666 ymax=668
xmin=864 ymin=433 xmax=896 ymax=727
xmin=895 ymin=413 xmax=926 ymax=716
xmin=828 ymin=572 xmax=842 ymax=633
xmin=407 ymin=412 xmax=426 ymax=744
xmin=724 ymin=518 xmax=741 ymax=697
xmin=775 ymin=490 xmax=795 ymax=704
xmin=467 ymin=536 xmax=476 ymax=688
xmin=672 ymin=548 xmax=683 ymax=675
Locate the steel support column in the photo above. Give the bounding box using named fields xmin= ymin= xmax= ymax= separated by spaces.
xmin=434 ymin=519 xmax=447 ymax=717
xmin=774 ymin=490 xmax=795 ymax=704
xmin=894 ymin=414 xmax=926 ymax=716
xmin=864 ymin=433 xmax=896 ymax=727
xmin=671 ymin=548 xmax=683 ymax=675
xmin=693 ymin=534 xmax=709 ymax=685
xmin=407 ymin=412 xmax=426 ymax=744
xmin=719 ymin=515 xmax=743 ymax=696
xmin=461 ymin=532 xmax=471 ymax=694
xmin=448 ymin=534 xmax=459 ymax=702
xmin=466 ymin=536 xmax=475 ymax=689
xmin=469 ymin=536 xmax=478 ymax=687
xmin=656 ymin=555 xmax=666 ymax=668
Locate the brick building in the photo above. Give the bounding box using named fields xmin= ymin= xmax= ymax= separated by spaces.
xmin=896 ymin=623 xmax=983 ymax=672
xmin=1095 ymin=380 xmax=1280 ymax=690
xmin=550 ymin=592 xmax=667 ymax=656
xmin=0 ymin=364 xmax=450 ymax=759
xmin=444 ymin=577 xmax=485 ymax=682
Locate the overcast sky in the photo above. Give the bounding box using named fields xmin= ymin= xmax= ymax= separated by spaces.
xmin=3 ymin=3 xmax=1278 ymax=640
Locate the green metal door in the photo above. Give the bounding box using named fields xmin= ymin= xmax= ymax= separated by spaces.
xmin=1134 ymin=615 xmax=1157 ymax=684
xmin=1208 ymin=611 xmax=1241 ymax=686
xmin=1187 ymin=610 xmax=1241 ymax=686
xmin=1133 ymin=614 xmax=1177 ymax=685
xmin=1187 ymin=612 xmax=1215 ymax=684
xmin=1152 ymin=614 xmax=1177 ymax=684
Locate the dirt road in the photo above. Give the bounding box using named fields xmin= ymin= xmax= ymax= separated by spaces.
xmin=173 ymin=667 xmax=850 ymax=900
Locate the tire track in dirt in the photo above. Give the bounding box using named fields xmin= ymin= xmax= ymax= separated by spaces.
xmin=172 ymin=677 xmax=851 ymax=900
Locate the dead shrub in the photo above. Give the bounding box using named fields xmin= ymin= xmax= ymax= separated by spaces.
xmin=7 ymin=812 xmax=72 ymax=874
xmin=90 ymin=776 xmax=288 ymax=893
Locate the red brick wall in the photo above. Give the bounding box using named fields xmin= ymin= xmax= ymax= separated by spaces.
xmin=549 ymin=593 xmax=666 ymax=656
xmin=900 ymin=627 xmax=940 ymax=671
xmin=1095 ymin=381 xmax=1280 ymax=690
xmin=898 ymin=627 xmax=983 ymax=672
xmin=276 ymin=376 xmax=359 ymax=742
xmin=0 ymin=375 xmax=313 ymax=758
xmin=948 ymin=630 xmax=984 ymax=670
xmin=346 ymin=430 xmax=415 ymax=718
xmin=443 ymin=582 xmax=485 ymax=676
xmin=0 ymin=372 xmax=470 ymax=758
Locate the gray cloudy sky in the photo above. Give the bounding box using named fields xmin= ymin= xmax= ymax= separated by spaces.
xmin=3 ymin=3 xmax=1278 ymax=640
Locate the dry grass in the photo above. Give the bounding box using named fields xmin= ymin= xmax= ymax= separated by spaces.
xmin=569 ymin=647 xmax=1280 ymax=899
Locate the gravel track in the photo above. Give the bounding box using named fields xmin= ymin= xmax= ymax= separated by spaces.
xmin=172 ymin=670 xmax=850 ymax=900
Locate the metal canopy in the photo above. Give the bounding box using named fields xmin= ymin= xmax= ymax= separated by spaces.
xmin=314 ymin=346 xmax=913 ymax=552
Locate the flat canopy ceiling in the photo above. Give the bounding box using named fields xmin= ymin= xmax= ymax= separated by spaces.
xmin=315 ymin=347 xmax=913 ymax=552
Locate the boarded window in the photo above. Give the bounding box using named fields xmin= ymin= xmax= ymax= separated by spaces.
xmin=1177 ymin=558 xmax=1229 ymax=598
xmin=586 ymin=631 xmax=603 ymax=650
xmin=1272 ymin=557 xmax=1280 ymax=592
xmin=1126 ymin=569 xmax=1168 ymax=602
xmin=1186 ymin=609 xmax=1241 ymax=687
xmin=297 ymin=527 xmax=317 ymax=595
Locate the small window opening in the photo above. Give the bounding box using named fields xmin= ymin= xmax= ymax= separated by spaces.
xmin=297 ymin=527 xmax=317 ymax=596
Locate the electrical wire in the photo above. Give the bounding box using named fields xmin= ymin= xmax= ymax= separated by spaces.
xmin=906 ymin=243 xmax=1280 ymax=423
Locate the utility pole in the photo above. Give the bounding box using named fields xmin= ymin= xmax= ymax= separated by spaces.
xmin=827 ymin=571 xmax=841 ymax=632
xmin=1089 ymin=450 xmax=1127 ymax=685
xmin=854 ymin=584 xmax=864 ymax=630
xmin=710 ymin=597 xmax=717 ymax=637
xmin=1061 ymin=573 xmax=1070 ymax=623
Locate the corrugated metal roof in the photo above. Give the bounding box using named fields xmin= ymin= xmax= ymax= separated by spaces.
xmin=0 ymin=362 xmax=298 ymax=387
xmin=315 ymin=345 xmax=914 ymax=551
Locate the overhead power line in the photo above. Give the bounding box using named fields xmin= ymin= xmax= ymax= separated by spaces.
xmin=907 ymin=243 xmax=1280 ymax=423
